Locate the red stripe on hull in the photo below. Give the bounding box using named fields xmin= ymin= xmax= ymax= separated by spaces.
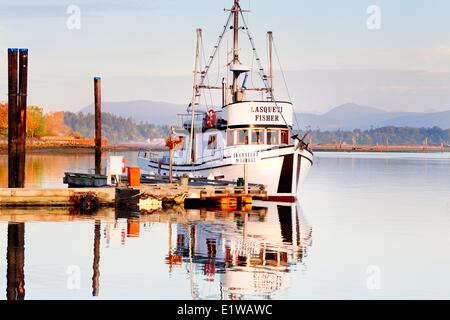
xmin=266 ymin=196 xmax=297 ymax=203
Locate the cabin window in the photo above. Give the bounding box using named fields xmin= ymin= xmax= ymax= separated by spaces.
xmin=267 ymin=129 xmax=279 ymax=145
xmin=252 ymin=129 xmax=264 ymax=145
xmin=177 ymin=234 xmax=185 ymax=247
xmin=206 ymin=239 xmax=217 ymax=258
xmin=207 ymin=134 xmax=217 ymax=150
xmin=238 ymin=129 xmax=249 ymax=145
xmin=227 ymin=130 xmax=235 ymax=146
xmin=281 ymin=130 xmax=290 ymax=145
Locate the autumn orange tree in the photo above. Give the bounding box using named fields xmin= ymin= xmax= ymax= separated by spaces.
xmin=46 ymin=112 xmax=71 ymax=136
xmin=0 ymin=104 xmax=74 ymax=138
xmin=0 ymin=102 xmax=7 ymax=137
xmin=26 ymin=106 xmax=46 ymax=138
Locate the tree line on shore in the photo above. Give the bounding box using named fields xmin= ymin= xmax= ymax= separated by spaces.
xmin=63 ymin=111 xmax=170 ymax=143
xmin=0 ymin=103 xmax=170 ymax=143
xmin=306 ymin=127 xmax=450 ymax=146
xmin=0 ymin=103 xmax=448 ymax=146
xmin=0 ymin=103 xmax=71 ymax=138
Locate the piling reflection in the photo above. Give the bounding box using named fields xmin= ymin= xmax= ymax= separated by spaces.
xmin=1 ymin=203 xmax=311 ymax=300
xmin=92 ymin=220 xmax=101 ymax=297
xmin=6 ymin=223 xmax=25 ymax=300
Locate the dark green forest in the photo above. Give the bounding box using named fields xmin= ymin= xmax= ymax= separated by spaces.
xmin=63 ymin=112 xmax=170 ymax=143
xmin=305 ymin=127 xmax=450 ymax=146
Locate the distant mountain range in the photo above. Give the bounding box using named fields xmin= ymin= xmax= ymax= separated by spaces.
xmin=80 ymin=101 xmax=450 ymax=130
xmin=299 ymin=103 xmax=450 ymax=130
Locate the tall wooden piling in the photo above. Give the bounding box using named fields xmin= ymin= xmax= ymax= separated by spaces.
xmin=94 ymin=77 xmax=102 ymax=175
xmin=7 ymin=48 xmax=28 ymax=300
xmin=17 ymin=49 xmax=28 ymax=186
xmin=8 ymin=48 xmax=28 ymax=188
xmin=8 ymin=48 xmax=19 ymax=188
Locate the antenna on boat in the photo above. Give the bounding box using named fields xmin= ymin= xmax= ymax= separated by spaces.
xmin=232 ymin=0 xmax=240 ymax=102
xmin=222 ymin=77 xmax=226 ymax=107
xmin=267 ymin=31 xmax=274 ymax=99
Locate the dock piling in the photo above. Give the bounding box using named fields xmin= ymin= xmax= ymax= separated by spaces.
xmin=17 ymin=49 xmax=28 ymax=187
xmin=8 ymin=48 xmax=28 ymax=188
xmin=8 ymin=48 xmax=19 ymax=188
xmin=6 ymin=48 xmax=28 ymax=300
xmin=94 ymin=77 xmax=102 ymax=175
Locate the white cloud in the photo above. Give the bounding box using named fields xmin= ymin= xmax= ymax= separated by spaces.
xmin=378 ymin=85 xmax=413 ymax=93
xmin=419 ymin=45 xmax=450 ymax=72
xmin=378 ymin=84 xmax=450 ymax=94
xmin=430 ymin=45 xmax=450 ymax=56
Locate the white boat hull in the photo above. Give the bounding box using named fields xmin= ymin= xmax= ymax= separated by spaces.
xmin=138 ymin=146 xmax=313 ymax=202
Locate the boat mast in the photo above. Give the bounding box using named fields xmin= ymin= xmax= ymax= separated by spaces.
xmin=232 ymin=0 xmax=240 ymax=102
xmin=267 ymin=31 xmax=274 ymax=98
xmin=189 ymin=28 xmax=202 ymax=164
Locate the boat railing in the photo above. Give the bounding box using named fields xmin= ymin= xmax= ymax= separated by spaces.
xmin=139 ymin=144 xmax=284 ymax=166
xmin=177 ymin=112 xmax=204 ymax=131
xmin=195 ymin=148 xmax=227 ymax=164
xmin=138 ymin=150 xmax=164 ymax=161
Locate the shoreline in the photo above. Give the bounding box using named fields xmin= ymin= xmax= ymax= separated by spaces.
xmin=312 ymin=144 xmax=450 ymax=153
xmin=0 ymin=144 xmax=448 ymax=154
xmin=0 ymin=142 xmax=164 ymax=154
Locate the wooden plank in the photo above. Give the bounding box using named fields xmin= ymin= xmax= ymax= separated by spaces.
xmin=0 ymin=188 xmax=115 ymax=207
xmin=0 ymin=207 xmax=116 ymax=222
xmin=0 ymin=184 xmax=266 ymax=208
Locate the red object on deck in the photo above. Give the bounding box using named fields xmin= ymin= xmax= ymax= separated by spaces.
xmin=266 ymin=196 xmax=297 ymax=203
xmin=127 ymin=167 xmax=141 ymax=187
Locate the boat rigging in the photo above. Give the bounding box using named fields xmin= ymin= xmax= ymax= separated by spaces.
xmin=138 ymin=0 xmax=314 ymax=203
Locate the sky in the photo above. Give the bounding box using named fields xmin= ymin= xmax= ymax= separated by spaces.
xmin=0 ymin=0 xmax=450 ymax=114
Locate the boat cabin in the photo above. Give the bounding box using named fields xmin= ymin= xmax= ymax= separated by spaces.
xmin=221 ymin=100 xmax=294 ymax=148
xmin=167 ymin=101 xmax=294 ymax=165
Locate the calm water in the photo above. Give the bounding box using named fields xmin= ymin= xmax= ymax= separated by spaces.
xmin=0 ymin=151 xmax=449 ymax=300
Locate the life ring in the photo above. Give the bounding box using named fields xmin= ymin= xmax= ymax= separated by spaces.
xmin=206 ymin=109 xmax=216 ymax=128
xmin=122 ymin=158 xmax=126 ymax=173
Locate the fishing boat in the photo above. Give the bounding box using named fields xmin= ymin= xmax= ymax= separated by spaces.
xmin=138 ymin=0 xmax=313 ymax=202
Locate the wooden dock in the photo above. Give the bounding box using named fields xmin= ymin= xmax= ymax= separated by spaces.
xmin=0 ymin=184 xmax=267 ymax=211
xmin=0 ymin=188 xmax=116 ymax=207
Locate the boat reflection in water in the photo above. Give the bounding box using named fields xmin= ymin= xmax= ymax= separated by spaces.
xmin=2 ymin=202 xmax=311 ymax=300
xmin=171 ymin=202 xmax=312 ymax=299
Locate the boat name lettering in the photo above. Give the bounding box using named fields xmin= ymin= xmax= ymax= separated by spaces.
xmin=232 ymin=152 xmax=260 ymax=164
xmin=251 ymin=106 xmax=283 ymax=122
